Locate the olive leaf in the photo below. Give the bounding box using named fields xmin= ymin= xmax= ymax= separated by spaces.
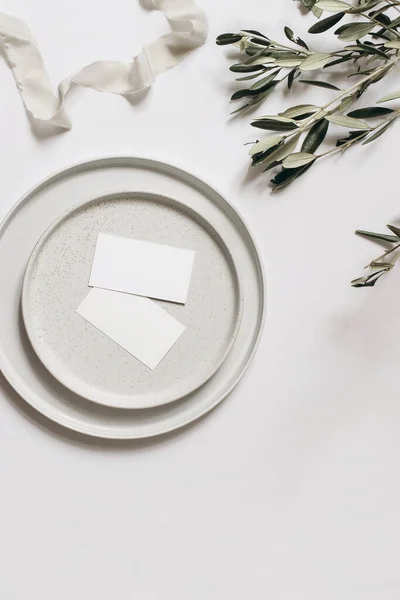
xmin=336 ymin=129 xmax=368 ymax=145
xmin=370 ymin=10 xmax=391 ymax=26
xmin=337 ymin=97 xmax=353 ymax=112
xmin=299 ymin=79 xmax=340 ymax=90
xmin=387 ymin=224 xmax=400 ymax=237
xmin=230 ymin=64 xmax=267 ymax=73
xmin=315 ymin=0 xmax=351 ymax=12
xmin=288 ymin=68 xmax=300 ymax=89
xmin=275 ymin=58 xmax=305 ymax=67
xmin=251 ymin=141 xmax=285 ymax=166
xmin=347 ymin=107 xmax=394 ymax=118
xmin=312 ymin=5 xmax=323 ymax=17
xmin=385 ymin=40 xmax=400 ymax=49
xmin=324 ymin=54 xmax=354 ymax=68
xmin=298 ymin=0 xmax=317 ymax=9
xmin=251 ymin=117 xmax=299 ymax=131
xmin=282 ymin=152 xmax=316 ymax=168
xmin=308 ymin=11 xmax=345 ymax=33
xmin=351 ymin=269 xmax=389 ymax=287
xmin=284 ymin=26 xmax=309 ymax=49
xmin=336 ymin=22 xmax=375 ymax=41
xmin=249 ymin=135 xmax=283 ymax=156
xmin=280 ymin=104 xmax=319 ymax=118
xmin=271 ymin=162 xmax=314 ymax=188
xmin=231 ymin=78 xmax=279 ymax=100
xmin=300 ymin=53 xmax=332 ymax=70
xmin=244 ymin=56 xmax=277 ymax=66
xmin=386 ymin=15 xmax=400 ymax=30
xmin=249 ymin=71 xmax=282 ymax=91
xmin=262 ymin=132 xmax=302 ymax=170
xmin=301 ymin=118 xmax=329 ymax=152
xmin=217 ymin=1 xmax=400 ymax=200
xmin=355 ymin=43 xmax=389 ymax=61
xmin=362 ymin=118 xmax=395 ymax=143
xmin=216 ymin=33 xmax=243 ymax=46
xmin=326 ymin=114 xmax=370 ymax=129
xmin=236 ymin=72 xmax=269 ymax=82
xmin=377 ymin=90 xmax=400 ymax=102
xmin=248 ymin=37 xmax=271 ymax=47
xmin=356 ymin=230 xmax=400 ymax=243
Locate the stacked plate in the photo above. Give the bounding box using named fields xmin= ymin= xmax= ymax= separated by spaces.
xmin=0 ymin=157 xmax=265 ymax=439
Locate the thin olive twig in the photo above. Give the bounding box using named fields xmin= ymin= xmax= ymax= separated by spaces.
xmin=314 ymin=110 xmax=400 ymax=161
xmin=238 ymin=3 xmax=400 ymax=177
xmin=365 ymin=241 xmax=400 ymax=268
xmin=241 ymin=38 xmax=309 ymax=57
xmin=383 ymin=0 xmax=400 ymax=14
xmin=358 ymin=10 xmax=400 ymax=38
xmin=244 ymin=50 xmax=396 ymax=132
xmin=275 ymin=54 xmax=400 ymax=144
xmin=242 ymin=33 xmax=312 ymax=56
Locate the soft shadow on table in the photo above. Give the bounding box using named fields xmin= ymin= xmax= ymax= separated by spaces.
xmin=242 ymin=163 xmax=265 ymax=185
xmin=9 ymin=81 xmax=151 ymax=140
xmin=139 ymin=0 xmax=154 ymax=8
xmin=122 ymin=87 xmax=152 ymax=107
xmin=0 ymin=370 xmax=225 ymax=452
xmin=240 ymin=162 xmax=278 ymax=196
xmin=27 ymin=118 xmax=71 ymax=140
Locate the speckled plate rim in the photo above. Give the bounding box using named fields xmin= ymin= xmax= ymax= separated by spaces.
xmin=0 ymin=156 xmax=266 ymax=439
xmin=21 ymin=190 xmax=244 ymax=410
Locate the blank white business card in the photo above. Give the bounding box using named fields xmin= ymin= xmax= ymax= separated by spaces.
xmin=89 ymin=232 xmax=196 ymax=304
xmin=76 ymin=288 xmax=186 ymax=370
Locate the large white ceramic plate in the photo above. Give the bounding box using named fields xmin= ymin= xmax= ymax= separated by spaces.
xmin=21 ymin=191 xmax=243 ymax=409
xmin=0 ymin=157 xmax=266 ymax=439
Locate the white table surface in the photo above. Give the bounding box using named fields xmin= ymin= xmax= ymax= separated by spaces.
xmin=1 ymin=1 xmax=400 ymax=597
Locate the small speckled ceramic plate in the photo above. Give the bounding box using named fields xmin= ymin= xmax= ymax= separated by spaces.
xmin=0 ymin=157 xmax=265 ymax=438
xmin=21 ymin=191 xmax=243 ymax=409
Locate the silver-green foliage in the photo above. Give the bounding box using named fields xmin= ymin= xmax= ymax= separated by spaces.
xmin=217 ymin=0 xmax=400 ymax=287
xmin=216 ymin=0 xmax=400 ymax=192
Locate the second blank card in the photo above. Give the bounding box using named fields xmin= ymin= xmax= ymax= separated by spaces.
xmin=77 ymin=288 xmax=186 ymax=370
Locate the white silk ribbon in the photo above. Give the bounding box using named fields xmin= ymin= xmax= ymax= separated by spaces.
xmin=0 ymin=0 xmax=208 ymax=130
